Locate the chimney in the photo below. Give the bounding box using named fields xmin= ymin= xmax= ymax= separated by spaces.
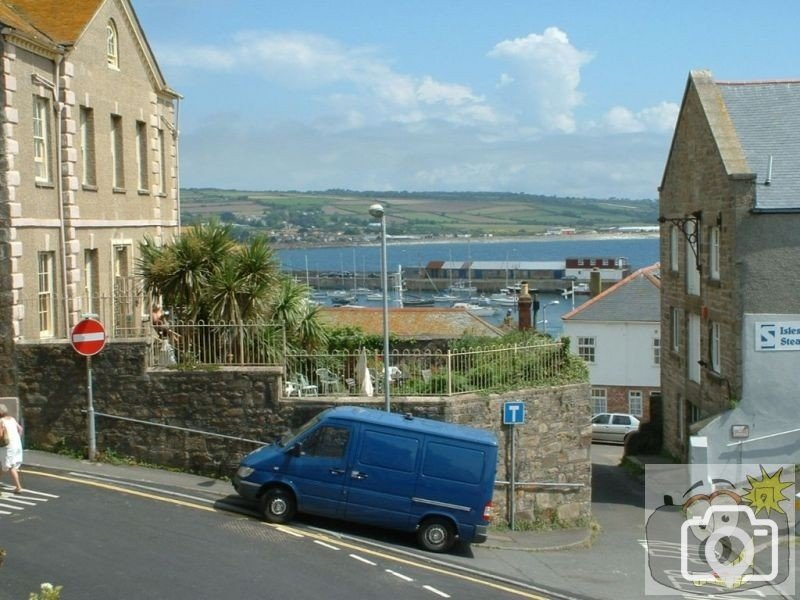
xmin=517 ymin=281 xmax=532 ymax=330
xmin=590 ymin=268 xmax=602 ymax=296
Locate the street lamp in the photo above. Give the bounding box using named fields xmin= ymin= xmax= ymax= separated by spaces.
xmin=369 ymin=203 xmax=391 ymax=412
xmin=541 ymin=300 xmax=559 ymax=336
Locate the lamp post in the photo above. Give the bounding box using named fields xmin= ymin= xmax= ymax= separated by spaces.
xmin=369 ymin=203 xmax=391 ymax=412
xmin=541 ymin=300 xmax=559 ymax=336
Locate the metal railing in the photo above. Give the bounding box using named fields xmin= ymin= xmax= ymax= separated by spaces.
xmin=286 ymin=341 xmax=567 ymax=397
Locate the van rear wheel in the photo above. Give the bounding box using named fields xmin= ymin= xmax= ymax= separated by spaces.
xmin=417 ymin=517 xmax=455 ymax=553
xmin=260 ymin=488 xmax=296 ymax=524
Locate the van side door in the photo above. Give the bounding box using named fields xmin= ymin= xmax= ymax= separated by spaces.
xmin=343 ymin=427 xmax=421 ymax=530
xmin=286 ymin=422 xmax=354 ymax=518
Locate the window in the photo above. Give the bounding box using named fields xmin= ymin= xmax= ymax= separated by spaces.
xmin=38 ymin=252 xmax=55 ymax=336
xmin=84 ymin=249 xmax=99 ymax=314
xmin=612 ymin=414 xmax=633 ymax=426
xmin=687 ymin=313 xmax=701 ymax=383
xmin=79 ymin=106 xmax=96 ymax=186
xmin=653 ymin=336 xmax=660 ymax=365
xmin=111 ymin=115 xmax=124 ymax=189
xmin=591 ymin=414 xmax=610 ymax=424
xmin=577 ymin=336 xmax=596 ymax=363
xmin=591 ymin=388 xmax=607 ymax=414
xmin=670 ymin=225 xmax=679 ymax=271
xmin=107 ymin=20 xmax=119 ymax=68
xmin=302 ymin=426 xmax=350 ymax=459
xmin=423 ymin=442 xmax=484 ymax=484
xmin=671 ymin=307 xmax=681 ymax=352
xmin=359 ymin=430 xmax=418 ymax=472
xmin=628 ymin=391 xmax=643 ymax=417
xmin=157 ymin=127 xmax=166 ymax=194
xmin=709 ymin=321 xmax=721 ymax=374
xmin=686 ymin=219 xmax=700 ymax=295
xmin=33 ymin=96 xmax=51 ymax=182
xmin=709 ymin=226 xmax=720 ymax=280
xmin=136 ymin=121 xmax=148 ymax=191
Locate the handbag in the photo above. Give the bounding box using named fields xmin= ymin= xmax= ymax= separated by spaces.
xmin=0 ymin=423 xmax=8 ymax=448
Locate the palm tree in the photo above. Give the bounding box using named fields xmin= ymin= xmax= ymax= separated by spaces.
xmin=136 ymin=221 xmax=327 ymax=359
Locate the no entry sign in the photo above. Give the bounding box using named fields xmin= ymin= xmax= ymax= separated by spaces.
xmin=71 ymin=318 xmax=107 ymax=356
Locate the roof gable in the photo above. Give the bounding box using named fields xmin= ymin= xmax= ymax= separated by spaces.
xmin=562 ymin=263 xmax=660 ymax=323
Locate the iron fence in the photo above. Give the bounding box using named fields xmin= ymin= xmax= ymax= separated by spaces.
xmin=286 ymin=341 xmax=567 ymax=397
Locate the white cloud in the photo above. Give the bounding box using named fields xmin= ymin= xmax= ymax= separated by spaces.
xmin=489 ymin=27 xmax=594 ymax=133
xmin=600 ymin=101 xmax=679 ymax=134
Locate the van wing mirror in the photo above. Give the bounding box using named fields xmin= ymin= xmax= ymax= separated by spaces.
xmin=288 ymin=442 xmax=303 ymax=457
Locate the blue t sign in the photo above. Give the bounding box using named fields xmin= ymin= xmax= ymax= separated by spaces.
xmin=503 ymin=401 xmax=525 ymax=425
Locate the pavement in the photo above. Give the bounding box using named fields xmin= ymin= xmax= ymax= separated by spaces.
xmin=16 ymin=449 xmax=676 ymax=600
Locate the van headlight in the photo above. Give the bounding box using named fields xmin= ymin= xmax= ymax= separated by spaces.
xmin=237 ymin=466 xmax=255 ymax=479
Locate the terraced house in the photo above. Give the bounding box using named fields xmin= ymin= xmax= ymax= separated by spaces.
xmin=0 ymin=0 xmax=179 ymax=395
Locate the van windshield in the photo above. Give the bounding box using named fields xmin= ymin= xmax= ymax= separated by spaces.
xmin=278 ymin=412 xmax=325 ymax=447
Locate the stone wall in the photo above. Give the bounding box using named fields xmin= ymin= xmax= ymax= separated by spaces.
xmin=15 ymin=339 xmax=592 ymax=527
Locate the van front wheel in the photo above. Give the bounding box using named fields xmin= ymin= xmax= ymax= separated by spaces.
xmin=260 ymin=488 xmax=296 ymax=524
xmin=417 ymin=517 xmax=455 ymax=553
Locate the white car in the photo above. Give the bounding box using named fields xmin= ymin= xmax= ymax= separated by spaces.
xmin=591 ymin=412 xmax=640 ymax=444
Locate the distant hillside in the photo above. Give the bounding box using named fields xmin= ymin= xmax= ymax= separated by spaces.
xmin=181 ymin=188 xmax=658 ymax=243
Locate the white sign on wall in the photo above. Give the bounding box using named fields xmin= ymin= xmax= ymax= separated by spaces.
xmin=756 ymin=321 xmax=800 ymax=352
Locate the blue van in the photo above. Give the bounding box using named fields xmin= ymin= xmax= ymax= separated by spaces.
xmin=233 ymin=406 xmax=498 ymax=552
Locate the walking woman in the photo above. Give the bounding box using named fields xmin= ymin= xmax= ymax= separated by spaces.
xmin=0 ymin=403 xmax=23 ymax=494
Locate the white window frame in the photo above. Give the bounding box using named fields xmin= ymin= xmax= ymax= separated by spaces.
xmin=111 ymin=114 xmax=124 ymax=189
xmin=670 ymin=225 xmax=679 ymax=272
xmin=84 ymin=248 xmax=99 ymax=314
xmin=709 ymin=225 xmax=720 ymax=280
xmin=687 ymin=313 xmax=701 ymax=383
xmin=577 ymin=336 xmax=596 ymax=364
xmin=709 ymin=321 xmax=721 ymax=374
xmin=628 ymin=390 xmax=643 ymax=417
xmin=80 ymin=106 xmax=96 ymax=186
xmin=591 ymin=388 xmax=607 ymax=414
xmin=671 ymin=307 xmax=681 ymax=352
xmin=33 ymin=96 xmax=51 ymax=183
xmin=686 ymin=219 xmax=700 ymax=296
xmin=136 ymin=120 xmax=148 ymax=191
xmin=107 ymin=21 xmax=119 ymax=69
xmin=38 ymin=251 xmax=55 ymax=336
xmin=157 ymin=127 xmax=166 ymax=194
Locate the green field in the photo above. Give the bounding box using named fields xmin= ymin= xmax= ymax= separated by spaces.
xmin=181 ymin=188 xmax=658 ymax=238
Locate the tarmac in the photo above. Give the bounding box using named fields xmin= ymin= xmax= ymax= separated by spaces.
xmin=14 ymin=450 xmax=679 ymax=600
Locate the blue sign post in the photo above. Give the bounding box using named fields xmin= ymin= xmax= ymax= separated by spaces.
xmin=503 ymin=401 xmax=525 ymax=425
xmin=503 ymin=401 xmax=525 ymax=530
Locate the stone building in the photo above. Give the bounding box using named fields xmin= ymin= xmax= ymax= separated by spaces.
xmin=0 ymin=0 xmax=179 ymax=397
xmin=658 ymin=70 xmax=800 ymax=462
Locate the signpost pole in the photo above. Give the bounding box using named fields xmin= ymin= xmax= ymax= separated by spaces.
xmin=510 ymin=425 xmax=516 ymax=531
xmin=87 ymin=356 xmax=96 ymax=461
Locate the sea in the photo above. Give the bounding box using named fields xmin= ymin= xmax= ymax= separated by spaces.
xmin=277 ymin=235 xmax=660 ymax=335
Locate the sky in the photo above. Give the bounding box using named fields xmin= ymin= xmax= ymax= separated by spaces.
xmin=132 ymin=1 xmax=800 ymax=200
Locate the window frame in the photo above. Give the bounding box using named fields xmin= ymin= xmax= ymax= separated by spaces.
xmin=671 ymin=307 xmax=681 ymax=352
xmin=653 ymin=336 xmax=661 ymax=365
xmin=709 ymin=320 xmax=721 ymax=374
xmin=38 ymin=251 xmax=56 ymax=336
xmin=591 ymin=388 xmax=607 ymax=415
xmin=111 ymin=114 xmax=125 ymax=190
xmin=628 ymin=390 xmax=643 ymax=417
xmin=136 ymin=120 xmax=149 ymax=192
xmin=80 ymin=106 xmax=96 ymax=187
xmin=33 ymin=96 xmax=51 ymax=183
xmin=709 ymin=225 xmax=720 ymax=280
xmin=670 ymin=225 xmax=679 ymax=272
xmin=577 ymin=336 xmax=596 ymax=363
xmin=107 ymin=20 xmax=119 ymax=69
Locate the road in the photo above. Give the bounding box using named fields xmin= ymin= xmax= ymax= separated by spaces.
xmin=0 ymin=470 xmax=560 ymax=600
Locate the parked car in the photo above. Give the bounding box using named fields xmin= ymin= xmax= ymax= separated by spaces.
xmin=591 ymin=412 xmax=640 ymax=444
xmin=233 ymin=406 xmax=498 ymax=553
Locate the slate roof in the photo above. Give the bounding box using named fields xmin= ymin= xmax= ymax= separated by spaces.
xmin=562 ymin=264 xmax=660 ymax=323
xmin=0 ymin=0 xmax=104 ymax=45
xmin=317 ymin=306 xmax=503 ymax=340
xmin=717 ymin=80 xmax=800 ymax=211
